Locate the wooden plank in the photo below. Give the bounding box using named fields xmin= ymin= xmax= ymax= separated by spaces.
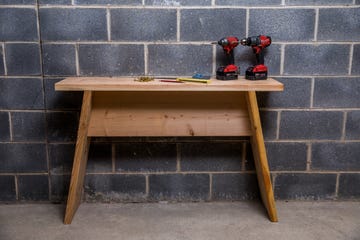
xmin=88 ymin=92 xmax=251 ymax=137
xmin=55 ymin=77 xmax=284 ymax=92
xmin=64 ymin=91 xmax=92 ymax=224
xmin=245 ymin=91 xmax=278 ymax=222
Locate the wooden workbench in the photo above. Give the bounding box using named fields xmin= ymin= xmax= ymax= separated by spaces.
xmin=55 ymin=77 xmax=284 ymax=224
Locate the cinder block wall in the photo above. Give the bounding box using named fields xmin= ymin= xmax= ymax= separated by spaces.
xmin=0 ymin=0 xmax=359 ymax=202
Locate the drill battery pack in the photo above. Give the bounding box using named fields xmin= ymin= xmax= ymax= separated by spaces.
xmin=245 ymin=64 xmax=268 ymax=80
xmin=216 ymin=65 xmax=239 ymax=80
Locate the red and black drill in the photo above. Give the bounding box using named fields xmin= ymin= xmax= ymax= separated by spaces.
xmin=212 ymin=36 xmax=240 ymax=80
xmin=213 ymin=35 xmax=271 ymax=80
xmin=240 ymin=35 xmax=272 ymax=80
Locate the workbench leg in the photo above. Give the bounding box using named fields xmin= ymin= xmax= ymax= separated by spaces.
xmin=245 ymin=91 xmax=278 ymax=222
xmin=64 ymin=91 xmax=92 ymax=224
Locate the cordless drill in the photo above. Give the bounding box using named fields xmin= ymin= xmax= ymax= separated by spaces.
xmin=212 ymin=36 xmax=240 ymax=80
xmin=240 ymin=35 xmax=271 ymax=80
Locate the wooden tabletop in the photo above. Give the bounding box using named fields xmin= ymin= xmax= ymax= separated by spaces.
xmin=55 ymin=77 xmax=284 ymax=92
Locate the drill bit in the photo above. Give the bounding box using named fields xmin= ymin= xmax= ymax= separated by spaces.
xmin=240 ymin=38 xmax=248 ymax=45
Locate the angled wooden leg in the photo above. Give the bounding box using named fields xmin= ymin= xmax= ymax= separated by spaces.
xmin=245 ymin=91 xmax=278 ymax=222
xmin=64 ymin=91 xmax=92 ymax=224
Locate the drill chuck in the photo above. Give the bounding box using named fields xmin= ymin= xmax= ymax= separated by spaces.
xmin=240 ymin=38 xmax=248 ymax=46
xmin=212 ymin=37 xmax=239 ymax=48
xmin=240 ymin=35 xmax=272 ymax=47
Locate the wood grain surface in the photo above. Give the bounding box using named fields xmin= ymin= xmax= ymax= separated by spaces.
xmin=55 ymin=77 xmax=284 ymax=92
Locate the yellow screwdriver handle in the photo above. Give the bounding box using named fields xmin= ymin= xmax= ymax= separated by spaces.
xmin=176 ymin=78 xmax=211 ymax=83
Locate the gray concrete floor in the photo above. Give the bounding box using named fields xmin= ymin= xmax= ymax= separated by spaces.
xmin=0 ymin=201 xmax=359 ymax=240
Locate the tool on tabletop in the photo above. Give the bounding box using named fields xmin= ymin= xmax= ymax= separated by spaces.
xmin=211 ymin=36 xmax=240 ymax=80
xmin=177 ymin=77 xmax=211 ymax=83
xmin=159 ymin=79 xmax=183 ymax=83
xmin=240 ymin=35 xmax=271 ymax=80
xmin=192 ymin=73 xmax=211 ymax=79
xmin=156 ymin=77 xmax=211 ymax=84
xmin=212 ymin=35 xmax=272 ymax=80
xmin=134 ymin=76 xmax=154 ymax=82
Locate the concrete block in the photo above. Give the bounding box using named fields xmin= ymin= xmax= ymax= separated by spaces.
xmin=12 ymin=112 xmax=46 ymax=142
xmin=181 ymin=9 xmax=246 ymax=41
xmin=0 ymin=143 xmax=47 ymax=173
xmin=42 ymin=44 xmax=76 ymax=76
xmin=44 ymin=78 xmax=83 ymax=110
xmin=284 ymin=44 xmax=350 ymax=75
xmin=5 ymin=43 xmax=41 ymax=76
xmin=338 ymin=174 xmax=360 ymax=199
xmin=180 ymin=142 xmax=242 ymax=171
xmin=274 ymin=173 xmax=336 ymax=200
xmin=49 ymin=143 xmax=74 ymax=174
xmin=313 ymin=77 xmax=360 ymax=108
xmin=18 ymin=175 xmax=49 ymax=201
xmin=257 ymin=78 xmax=312 ymax=108
xmin=149 ymin=174 xmax=209 ymax=201
xmin=260 ymin=110 xmax=278 ymax=140
xmin=216 ymin=0 xmax=281 ymax=5
xmin=246 ymin=142 xmax=307 ymax=171
xmin=0 ymin=176 xmax=16 ymax=201
xmin=40 ymin=8 xmax=107 ymax=41
xmin=312 ymin=143 xmax=360 ymax=171
xmin=266 ymin=142 xmax=308 ymax=171
xmin=345 ymin=111 xmax=360 ymax=140
xmin=0 ymin=78 xmax=44 ymax=110
xmin=0 ymin=0 xmax=35 ymax=3
xmin=285 ymin=0 xmax=353 ymax=5
xmin=318 ymin=8 xmax=360 ymax=41
xmin=111 ymin=9 xmax=176 ymax=41
xmin=279 ymin=111 xmax=343 ymax=140
xmin=244 ymin=142 xmax=255 ymax=171
xmin=0 ymin=46 xmax=4 ymax=75
xmin=85 ymin=174 xmax=146 ymax=202
xmin=249 ymin=9 xmax=315 ymax=42
xmin=0 ymin=8 xmax=37 ymax=41
xmin=212 ymin=174 xmax=259 ymax=200
xmin=39 ymin=0 xmax=71 ymax=3
xmin=75 ymin=0 xmax=141 ymax=4
xmin=115 ymin=143 xmax=177 ymax=172
xmin=0 ymin=112 xmax=10 ymax=142
xmin=87 ymin=143 xmax=112 ymax=173
xmin=79 ymin=44 xmax=144 ymax=76
xmin=46 ymin=112 xmax=79 ymax=142
xmin=50 ymin=174 xmax=70 ymax=202
xmin=351 ymin=44 xmax=360 ymax=75
xmin=148 ymin=44 xmax=212 ymax=75
xmin=146 ymin=0 xmax=211 ymax=5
